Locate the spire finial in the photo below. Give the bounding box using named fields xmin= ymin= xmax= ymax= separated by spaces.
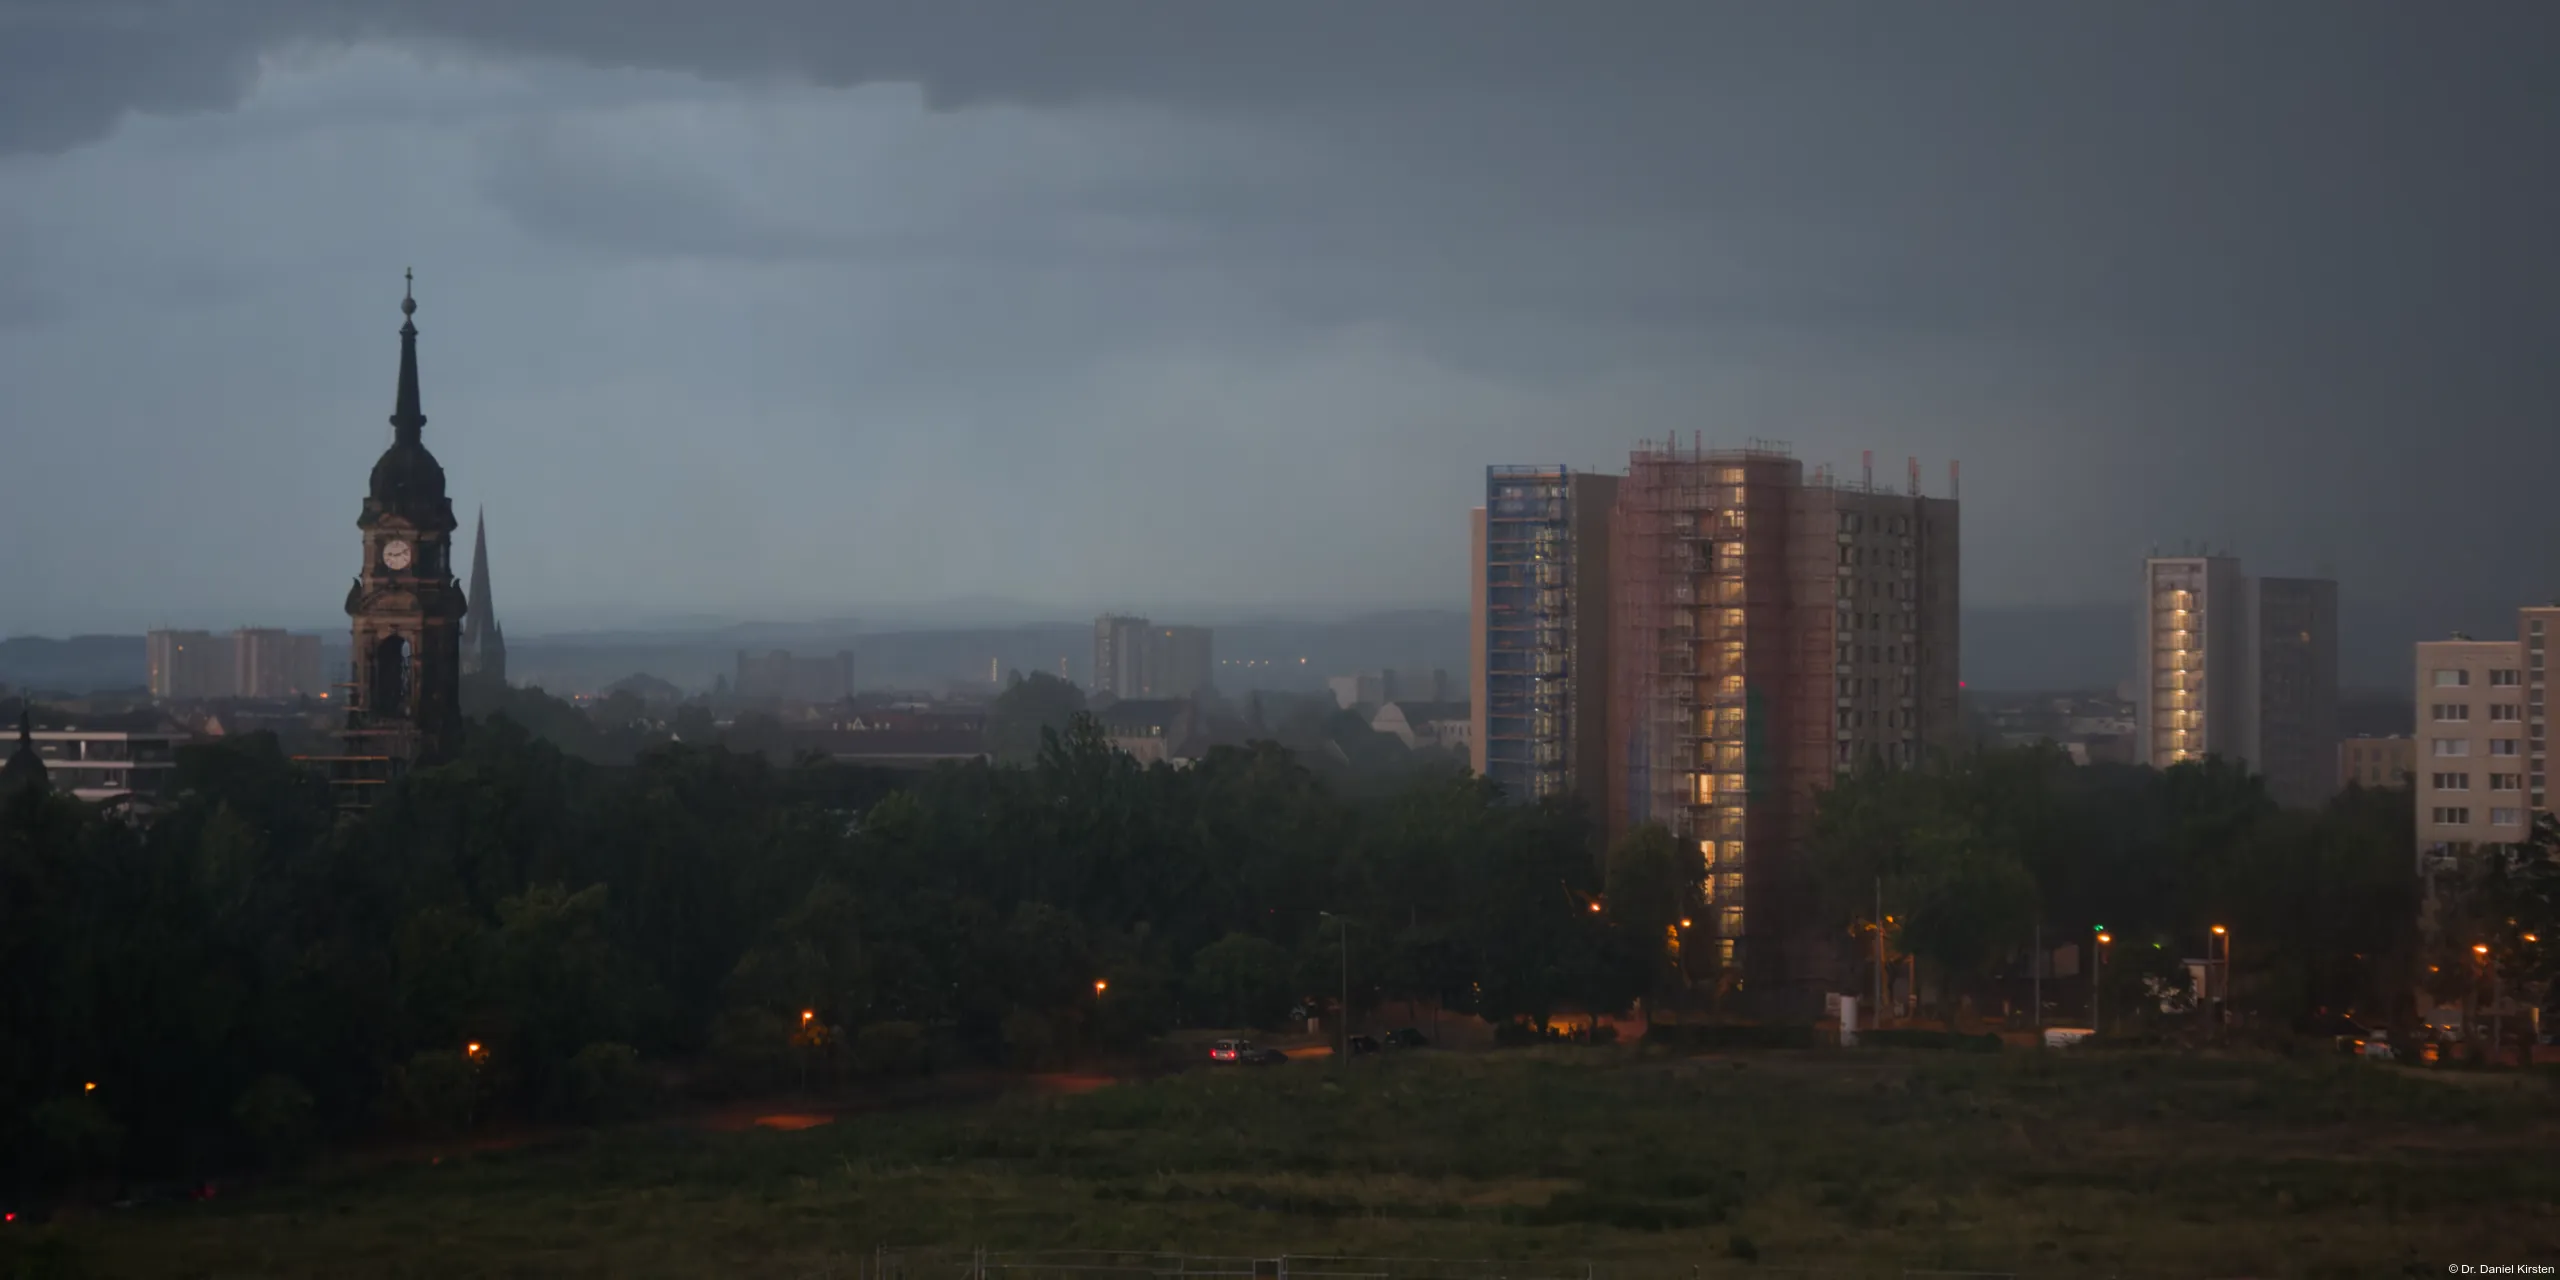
xmin=390 ymin=270 xmax=425 ymax=441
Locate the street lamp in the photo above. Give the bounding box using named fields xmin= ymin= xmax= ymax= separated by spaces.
xmin=1320 ymin=911 xmax=1352 ymax=1058
xmin=2094 ymin=932 xmax=2113 ymax=1036
xmin=2474 ymin=944 xmax=2499 ymax=1063
xmin=2210 ymin=924 xmax=2230 ymax=1026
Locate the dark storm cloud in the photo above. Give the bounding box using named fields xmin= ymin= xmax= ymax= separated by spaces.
xmin=5 ymin=0 xmax=2559 ymax=663
xmin=18 ymin=1 xmax=2558 ymax=355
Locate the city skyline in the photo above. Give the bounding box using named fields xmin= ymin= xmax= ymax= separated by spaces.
xmin=2 ymin=4 xmax=2557 ymax=650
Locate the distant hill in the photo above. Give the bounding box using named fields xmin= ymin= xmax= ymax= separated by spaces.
xmin=0 ymin=602 xmax=2448 ymax=698
xmin=0 ymin=635 xmax=144 ymax=694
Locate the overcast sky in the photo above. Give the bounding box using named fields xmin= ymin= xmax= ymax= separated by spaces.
xmin=3 ymin=1 xmax=2556 ymax=639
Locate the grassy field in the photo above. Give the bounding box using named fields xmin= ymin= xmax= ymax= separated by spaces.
xmin=16 ymin=1047 xmax=2560 ymax=1279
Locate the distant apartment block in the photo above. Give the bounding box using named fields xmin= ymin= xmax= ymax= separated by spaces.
xmin=234 ymin=629 xmax=324 ymax=699
xmin=2134 ymin=555 xmax=2339 ymax=808
xmin=734 ymin=650 xmax=856 ymax=703
xmin=1607 ymin=444 xmax=1959 ymax=1003
xmin=148 ymin=628 xmax=327 ymax=700
xmin=1090 ymin=616 xmax=1215 ymax=701
xmin=2414 ymin=604 xmax=2559 ymax=867
xmin=2250 ymin=577 xmax=2341 ymax=809
xmin=2135 ymin=556 xmax=2250 ymax=768
xmin=2338 ymin=735 xmax=2413 ymax=790
xmin=1328 ymin=668 xmax=1455 ymax=710
xmin=1472 ymin=466 xmax=1617 ymax=804
xmin=147 ymin=629 xmax=235 ymax=699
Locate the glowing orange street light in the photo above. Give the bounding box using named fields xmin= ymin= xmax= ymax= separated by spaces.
xmin=2525 ymin=934 xmax=2541 ymax=944
xmin=83 ymin=1082 xmax=95 ymax=1092
xmin=1588 ymin=902 xmax=1602 ymax=914
xmin=2096 ymin=933 xmax=2112 ymax=946
xmin=2211 ymin=925 xmax=2226 ymax=936
xmin=801 ymin=1010 xmax=815 ymax=1024
xmin=2475 ymin=944 xmax=2491 ymax=957
xmin=1093 ymin=979 xmax=1108 ymax=996
xmin=1679 ymin=918 xmax=1692 ymax=929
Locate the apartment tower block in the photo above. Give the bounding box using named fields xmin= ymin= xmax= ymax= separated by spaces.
xmin=1471 ymin=467 xmax=1618 ymax=803
xmin=1608 ymin=443 xmax=1960 ymax=1007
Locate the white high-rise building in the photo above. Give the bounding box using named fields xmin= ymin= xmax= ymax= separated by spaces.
xmin=2135 ymin=555 xmax=2339 ymax=807
xmin=2414 ymin=604 xmax=2560 ymax=869
xmin=2136 ymin=556 xmax=2252 ymax=769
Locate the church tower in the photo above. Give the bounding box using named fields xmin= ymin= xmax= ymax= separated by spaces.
xmin=344 ymin=273 xmax=468 ymax=761
xmin=461 ymin=508 xmax=507 ymax=685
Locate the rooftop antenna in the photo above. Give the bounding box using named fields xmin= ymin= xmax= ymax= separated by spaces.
xmin=1949 ymin=460 xmax=1960 ymax=502
xmin=1907 ymin=456 xmax=1920 ymax=497
xmin=1862 ymin=450 xmax=1874 ymax=489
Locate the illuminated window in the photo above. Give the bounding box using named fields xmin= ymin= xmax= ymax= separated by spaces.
xmin=1719 ymin=906 xmax=1745 ymax=935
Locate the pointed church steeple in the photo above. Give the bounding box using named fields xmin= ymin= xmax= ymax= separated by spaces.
xmin=2 ymin=709 xmax=47 ymax=795
xmin=391 ymin=268 xmax=425 ymax=445
xmin=462 ymin=507 xmax=507 ymax=685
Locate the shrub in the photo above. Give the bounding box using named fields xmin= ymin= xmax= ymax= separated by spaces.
xmin=25 ymin=1095 xmax=124 ymax=1179
xmin=1002 ymin=1008 xmax=1063 ymax=1071
xmin=1643 ymin=1022 xmax=1818 ymax=1051
xmin=697 ymin=1008 xmax=795 ymax=1098
xmin=1860 ymin=1028 xmax=2002 ymax=1053
xmin=855 ymin=1021 xmax=930 ymax=1077
xmin=390 ymin=1049 xmax=481 ymax=1136
xmin=555 ymin=1042 xmax=657 ymax=1124
xmin=231 ymin=1074 xmax=318 ymax=1167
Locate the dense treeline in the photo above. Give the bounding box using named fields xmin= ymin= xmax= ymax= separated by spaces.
xmin=1806 ymin=744 xmax=2544 ymax=1036
xmin=8 ymin=688 xmax=2547 ymax=1198
xmin=0 ymin=710 xmax=1658 ymax=1196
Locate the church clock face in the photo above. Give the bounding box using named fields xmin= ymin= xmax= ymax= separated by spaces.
xmin=381 ymin=539 xmax=414 ymax=572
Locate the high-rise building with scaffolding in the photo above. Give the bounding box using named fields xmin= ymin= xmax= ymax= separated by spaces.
xmin=1470 ymin=467 xmax=1618 ymax=805
xmin=1608 ymin=441 xmax=1961 ymax=1010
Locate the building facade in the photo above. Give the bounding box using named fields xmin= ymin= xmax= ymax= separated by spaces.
xmin=233 ymin=628 xmax=323 ymax=699
xmin=147 ymin=629 xmax=236 ymax=699
xmin=2415 ymin=635 xmax=2528 ymax=863
xmin=2414 ymin=603 xmax=2560 ymax=866
xmin=1607 ymin=444 xmax=1959 ymax=1006
xmin=2136 ymin=555 xmax=2252 ymax=769
xmin=1089 ymin=616 xmax=1214 ymax=701
xmin=15 ymin=727 xmax=189 ymax=806
xmin=1472 ymin=467 xmax=1617 ymax=804
xmin=2135 ymin=555 xmax=2339 ymax=806
xmin=2338 ymin=734 xmax=2413 ymax=791
xmin=2248 ymin=576 xmax=2341 ymax=809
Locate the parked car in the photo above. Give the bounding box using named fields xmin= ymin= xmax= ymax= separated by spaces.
xmin=1347 ymin=1035 xmax=1382 ymax=1055
xmin=1209 ymin=1039 xmax=1288 ymax=1065
xmin=1384 ymin=1027 xmax=1430 ymax=1049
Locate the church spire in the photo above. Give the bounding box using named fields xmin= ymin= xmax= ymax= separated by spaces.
xmin=390 ymin=269 xmax=425 ymax=445
xmin=463 ymin=507 xmax=507 ymax=685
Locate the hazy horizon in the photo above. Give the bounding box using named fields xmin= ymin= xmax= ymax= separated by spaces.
xmin=3 ymin=3 xmax=2556 ymax=643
